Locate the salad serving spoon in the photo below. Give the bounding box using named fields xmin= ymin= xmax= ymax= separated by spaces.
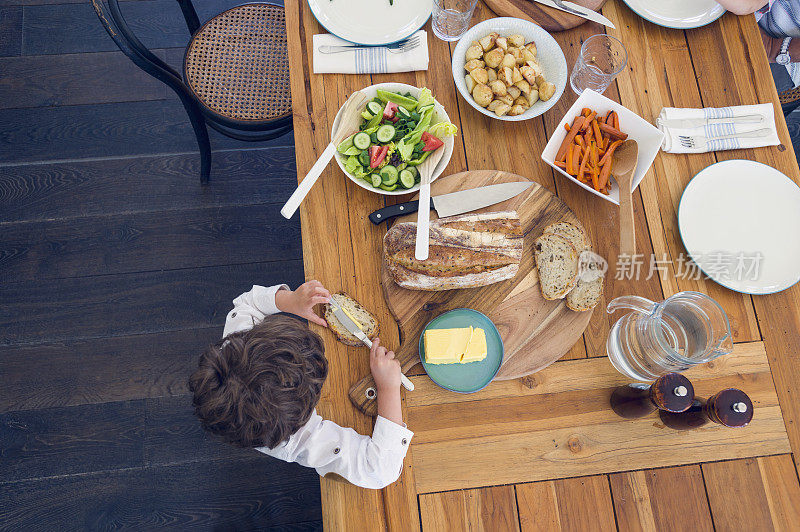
xmin=414 ymin=146 xmax=445 ymax=260
xmin=281 ymin=91 xmax=369 ymax=219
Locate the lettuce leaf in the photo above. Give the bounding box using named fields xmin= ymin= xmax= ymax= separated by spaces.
xmin=417 ymin=87 xmax=435 ymax=108
xmin=397 ymin=105 xmax=435 ymax=161
xmin=337 ymin=133 xmax=356 ymax=154
xmin=428 ymin=121 xmax=458 ymax=138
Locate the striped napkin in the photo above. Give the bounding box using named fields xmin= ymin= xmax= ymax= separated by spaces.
xmin=312 ymin=31 xmax=429 ymax=75
xmin=657 ymin=103 xmax=780 ymax=153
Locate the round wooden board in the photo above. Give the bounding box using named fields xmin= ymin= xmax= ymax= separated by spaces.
xmin=349 ymin=170 xmax=593 ymax=416
xmin=484 ymin=0 xmax=607 ymax=32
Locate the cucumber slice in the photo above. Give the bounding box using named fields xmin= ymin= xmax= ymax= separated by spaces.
xmin=367 ymin=101 xmax=383 ymax=115
xmin=376 ymin=125 xmax=396 ymax=143
xmin=379 ymin=183 xmax=399 ymax=192
xmin=360 ymin=110 xmax=373 ymax=121
xmin=399 ymin=169 xmax=415 ymax=189
xmin=380 ymin=165 xmax=398 ymax=186
xmin=358 ymin=150 xmax=370 ymax=167
xmin=397 ymin=162 xmax=407 ymax=171
xmin=397 ymin=106 xmax=411 ymax=117
xmin=353 ymin=132 xmax=370 ymax=150
xmin=406 ymin=166 xmax=418 ymax=178
xmin=370 ymin=174 xmax=382 ymax=188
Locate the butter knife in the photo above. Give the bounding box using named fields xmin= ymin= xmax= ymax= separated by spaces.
xmin=660 ymin=115 xmax=765 ymax=129
xmin=533 ymin=0 xmax=615 ymax=29
xmin=328 ymin=298 xmax=415 ymax=392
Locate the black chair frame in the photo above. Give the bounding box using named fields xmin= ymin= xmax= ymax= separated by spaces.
xmin=91 ymin=0 xmax=293 ymax=183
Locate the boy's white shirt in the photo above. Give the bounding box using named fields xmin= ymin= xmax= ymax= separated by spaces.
xmin=222 ymin=284 xmax=414 ymax=490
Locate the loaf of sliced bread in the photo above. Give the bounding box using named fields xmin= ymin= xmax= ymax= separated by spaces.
xmin=544 ymin=221 xmax=588 ymax=252
xmin=323 ymin=293 xmax=379 ymax=347
xmin=534 ymin=233 xmax=579 ymax=300
xmin=566 ymin=276 xmax=604 ymax=312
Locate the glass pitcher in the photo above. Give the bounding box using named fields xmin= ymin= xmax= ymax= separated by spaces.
xmin=606 ymin=291 xmax=734 ymax=382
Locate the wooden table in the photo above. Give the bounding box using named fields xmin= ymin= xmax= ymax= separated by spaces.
xmin=285 ymin=2 xmax=800 ymax=529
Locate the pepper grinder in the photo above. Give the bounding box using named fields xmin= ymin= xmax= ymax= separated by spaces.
xmin=610 ymin=373 xmax=695 ymax=419
xmin=660 ymin=388 xmax=753 ymax=430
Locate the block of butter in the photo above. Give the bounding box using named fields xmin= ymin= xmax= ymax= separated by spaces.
xmin=424 ymin=326 xmax=487 ymax=365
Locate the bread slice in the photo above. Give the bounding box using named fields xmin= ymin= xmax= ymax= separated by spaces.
xmin=544 ymin=221 xmax=587 ymax=252
xmin=566 ymin=276 xmax=604 ymax=311
xmin=534 ymin=233 xmax=579 ymax=300
xmin=323 ymin=293 xmax=379 ymax=347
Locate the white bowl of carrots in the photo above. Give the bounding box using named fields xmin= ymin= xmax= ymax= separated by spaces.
xmin=541 ymin=89 xmax=665 ymax=205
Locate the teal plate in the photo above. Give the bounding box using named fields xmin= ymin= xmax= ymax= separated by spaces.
xmin=419 ymin=309 xmax=504 ymax=394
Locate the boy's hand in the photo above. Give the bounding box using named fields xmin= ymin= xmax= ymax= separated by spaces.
xmin=370 ymin=338 xmax=402 ymax=391
xmin=276 ymin=280 xmax=330 ymax=327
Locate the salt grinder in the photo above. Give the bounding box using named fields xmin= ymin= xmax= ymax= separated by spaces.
xmin=610 ymin=373 xmax=695 ymax=419
xmin=660 ymin=388 xmax=753 ymax=430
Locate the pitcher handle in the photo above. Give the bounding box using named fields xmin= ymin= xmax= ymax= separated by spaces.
xmin=607 ymin=295 xmax=657 ymax=316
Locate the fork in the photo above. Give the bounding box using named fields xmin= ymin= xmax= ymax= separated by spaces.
xmin=318 ymin=36 xmax=420 ymax=55
xmin=678 ymin=128 xmax=773 ymax=149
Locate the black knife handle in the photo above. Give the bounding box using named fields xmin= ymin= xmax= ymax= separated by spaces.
xmin=368 ymin=198 xmax=434 ymax=225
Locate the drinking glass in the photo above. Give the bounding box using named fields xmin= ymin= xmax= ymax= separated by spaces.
xmin=570 ymin=34 xmax=628 ymax=95
xmin=432 ymin=0 xmax=478 ymax=41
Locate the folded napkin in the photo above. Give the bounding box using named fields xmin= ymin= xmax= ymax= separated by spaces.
xmin=313 ymin=30 xmax=429 ymax=75
xmin=657 ymin=103 xmax=780 ymax=153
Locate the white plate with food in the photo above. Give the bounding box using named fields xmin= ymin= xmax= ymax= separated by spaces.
xmin=452 ymin=17 xmax=567 ymax=121
xmin=306 ymin=0 xmax=431 ymax=45
xmin=678 ymin=160 xmax=800 ymax=294
xmin=541 ymin=89 xmax=664 ymax=205
xmin=332 ymin=82 xmax=456 ymax=195
xmin=621 ymin=0 xmax=724 ymax=29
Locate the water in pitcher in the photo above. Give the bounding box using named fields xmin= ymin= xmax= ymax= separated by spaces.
xmin=606 ymin=291 xmax=734 ymax=382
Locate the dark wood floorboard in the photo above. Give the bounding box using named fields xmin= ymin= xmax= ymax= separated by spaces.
xmin=0 ymin=6 xmax=22 ymax=56
xmin=0 ymin=147 xmax=297 ymax=222
xmin=0 ymin=100 xmax=294 ymax=164
xmin=0 ymin=49 xmax=174 ymax=109
xmin=0 ymin=203 xmax=301 ymax=282
xmin=0 ymin=456 xmax=321 ymax=530
xmin=1 ymin=327 xmax=220 ymax=412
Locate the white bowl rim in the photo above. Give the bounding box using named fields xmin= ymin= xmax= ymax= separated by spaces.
xmin=451 ymin=17 xmax=568 ymax=122
xmin=331 ymin=82 xmax=455 ymax=196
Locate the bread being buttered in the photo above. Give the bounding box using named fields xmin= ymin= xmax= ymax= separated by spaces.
xmin=384 ymin=211 xmax=523 ymax=291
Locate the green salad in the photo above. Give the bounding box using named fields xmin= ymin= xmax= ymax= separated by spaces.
xmin=336 ymin=87 xmax=457 ymax=192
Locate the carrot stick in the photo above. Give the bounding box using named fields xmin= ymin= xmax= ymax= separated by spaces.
xmin=566 ymin=143 xmax=574 ymax=174
xmin=598 ymin=158 xmax=612 ymax=190
xmin=582 ymin=107 xmax=592 ymax=116
xmin=564 ymin=123 xmax=571 ymax=132
xmin=581 ymin=111 xmax=597 ymax=131
xmin=604 ymin=110 xmax=614 ymax=124
xmin=555 ymin=160 xmax=567 ymax=169
xmin=556 ymin=116 xmax=586 ymax=161
xmin=577 ymin=148 xmax=589 ymax=182
xmin=599 ymin=139 xmax=623 ymax=167
xmin=591 ymin=119 xmax=603 ymax=146
xmin=613 ymin=111 xmax=620 ymax=129
xmin=591 ymin=165 xmax=599 ymax=190
xmin=572 ymin=144 xmax=582 ymax=175
xmin=575 ymin=135 xmax=585 ymax=147
xmin=599 ymin=122 xmax=627 ymax=140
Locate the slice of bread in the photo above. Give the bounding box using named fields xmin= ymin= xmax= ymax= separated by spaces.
xmin=544 ymin=221 xmax=588 ymax=252
xmin=324 ymin=292 xmax=379 ymax=347
xmin=566 ymin=276 xmax=604 ymax=311
xmin=534 ymin=233 xmax=579 ymax=300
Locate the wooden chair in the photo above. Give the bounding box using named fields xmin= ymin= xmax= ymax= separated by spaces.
xmin=91 ymin=0 xmax=292 ymax=184
xmin=779 ymin=86 xmax=800 ymax=115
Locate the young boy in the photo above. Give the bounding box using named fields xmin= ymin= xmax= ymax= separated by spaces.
xmin=189 ymin=281 xmax=412 ymax=489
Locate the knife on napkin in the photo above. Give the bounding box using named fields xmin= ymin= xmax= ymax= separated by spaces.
xmin=532 ymin=0 xmax=615 ymax=28
xmin=368 ymin=181 xmax=532 ymax=225
xmin=328 ymin=297 xmax=415 ymax=392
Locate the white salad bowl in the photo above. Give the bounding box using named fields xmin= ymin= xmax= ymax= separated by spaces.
xmin=332 ymin=82 xmax=455 ymax=196
xmin=541 ymin=89 xmax=665 ymax=205
xmin=452 ymin=18 xmax=567 ymax=122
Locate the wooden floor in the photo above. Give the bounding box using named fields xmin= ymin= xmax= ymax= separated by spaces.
xmin=0 ymin=0 xmax=323 ymax=529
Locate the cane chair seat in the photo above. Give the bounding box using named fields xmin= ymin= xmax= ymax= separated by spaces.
xmin=184 ymin=3 xmax=291 ymax=122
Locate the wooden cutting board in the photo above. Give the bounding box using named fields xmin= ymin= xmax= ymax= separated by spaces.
xmin=484 ymin=0 xmax=607 ymax=32
xmin=349 ymin=170 xmax=593 ymax=416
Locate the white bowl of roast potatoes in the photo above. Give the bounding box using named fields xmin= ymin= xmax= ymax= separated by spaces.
xmin=452 ymin=18 xmax=567 ymax=121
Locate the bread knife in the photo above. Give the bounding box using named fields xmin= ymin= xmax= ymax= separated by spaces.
xmin=368 ymin=181 xmax=532 ymax=225
xmin=328 ymin=298 xmax=415 ymax=391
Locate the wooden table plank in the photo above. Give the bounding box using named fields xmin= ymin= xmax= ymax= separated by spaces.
xmin=419 ymin=485 xmax=520 ymax=531
xmin=757 ymin=454 xmax=800 ymax=529
xmin=609 ymin=466 xmax=714 ymax=532
xmin=703 ymin=458 xmax=777 ymax=530
xmin=516 ymin=476 xmax=616 ymax=531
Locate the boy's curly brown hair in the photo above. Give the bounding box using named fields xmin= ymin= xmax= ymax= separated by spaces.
xmin=189 ymin=315 xmax=327 ymax=449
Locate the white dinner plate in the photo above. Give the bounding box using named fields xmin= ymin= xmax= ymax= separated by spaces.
xmin=678 ymin=160 xmax=800 ymax=295
xmin=306 ymin=0 xmax=432 ymax=45
xmin=621 ymin=0 xmax=725 ymax=29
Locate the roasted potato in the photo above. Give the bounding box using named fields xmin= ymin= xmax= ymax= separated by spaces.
xmin=472 ymin=84 xmax=493 ymax=107
xmin=465 ymin=44 xmax=483 ymax=61
xmin=487 ymin=68 xmax=497 ymax=82
xmin=484 ymin=48 xmax=504 ymax=69
xmin=508 ymin=104 xmax=526 ymax=116
xmin=501 ymin=53 xmax=516 ymax=69
xmin=520 ymin=65 xmax=538 ymax=85
xmin=507 ymin=85 xmax=521 ymax=100
xmin=465 ymin=74 xmax=476 ymax=94
xmin=489 ymin=80 xmax=507 ymax=97
xmin=511 ymin=66 xmax=523 ymax=84
xmin=535 ymin=74 xmax=546 ymax=87
xmin=527 ymin=89 xmax=540 ymax=106
xmin=525 ymin=42 xmax=537 ymax=57
xmin=479 ymin=33 xmax=496 ymax=52
xmin=514 ymin=79 xmax=531 ymax=95
xmin=539 ymin=81 xmax=556 ymax=101
xmin=508 ymin=34 xmax=525 ymax=48
xmin=487 ymin=100 xmax=504 ymax=112
xmin=495 ymin=36 xmax=508 ymax=50
xmin=521 ymin=47 xmax=537 ymax=64
xmin=513 ymin=96 xmax=529 ymax=109
xmin=502 ymin=66 xmax=514 ymax=85
xmin=499 ymin=93 xmax=514 ymax=107
xmin=494 ymin=103 xmax=511 ymax=116
xmin=510 ymin=48 xmax=524 ymax=66
xmin=464 ymin=58 xmax=485 ymax=72
xmin=469 ymin=67 xmax=489 ymax=85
